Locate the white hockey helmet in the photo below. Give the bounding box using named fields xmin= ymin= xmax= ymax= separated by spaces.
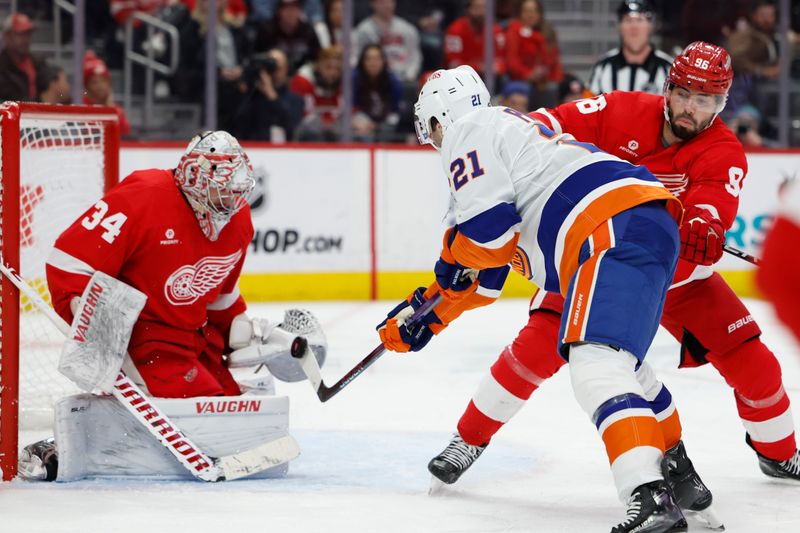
xmin=175 ymin=131 xmax=255 ymax=241
xmin=414 ymin=65 xmax=490 ymax=147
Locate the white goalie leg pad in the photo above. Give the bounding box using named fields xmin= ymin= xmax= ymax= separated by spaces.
xmin=59 ymin=271 xmax=147 ymax=393
xmin=54 ymin=393 xmax=292 ymax=481
xmin=229 ymin=309 xmax=327 ymax=383
xmin=569 ymin=343 xmax=663 ymax=501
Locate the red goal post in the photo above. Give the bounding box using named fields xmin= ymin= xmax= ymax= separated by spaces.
xmin=0 ymin=102 xmax=119 ymax=480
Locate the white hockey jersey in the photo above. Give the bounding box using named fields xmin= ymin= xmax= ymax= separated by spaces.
xmin=440 ymin=106 xmax=682 ymax=295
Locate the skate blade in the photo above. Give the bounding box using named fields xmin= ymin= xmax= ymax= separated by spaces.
xmin=428 ymin=476 xmax=447 ymax=496
xmin=686 ymin=506 xmax=725 ymax=531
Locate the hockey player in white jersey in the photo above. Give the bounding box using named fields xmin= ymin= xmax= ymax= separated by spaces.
xmin=377 ymin=66 xmax=686 ymax=533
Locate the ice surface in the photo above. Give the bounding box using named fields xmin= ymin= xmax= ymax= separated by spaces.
xmin=3 ymin=298 xmax=799 ymax=532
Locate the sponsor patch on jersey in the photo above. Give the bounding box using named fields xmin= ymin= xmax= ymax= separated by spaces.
xmin=160 ymin=227 xmax=180 ymax=245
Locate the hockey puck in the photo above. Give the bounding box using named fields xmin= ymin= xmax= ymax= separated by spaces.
xmin=291 ymin=336 xmax=308 ymax=359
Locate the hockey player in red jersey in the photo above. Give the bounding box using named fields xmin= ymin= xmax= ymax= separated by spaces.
xmin=45 ymin=130 xmax=325 ymax=399
xmin=20 ymin=132 xmax=321 ymax=482
xmin=758 ymin=180 xmax=800 ymax=344
xmin=429 ymin=41 xmax=800 ymax=506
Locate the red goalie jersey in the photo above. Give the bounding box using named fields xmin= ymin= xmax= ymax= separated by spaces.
xmin=46 ymin=168 xmax=253 ymax=397
xmin=530 ymin=90 xmax=747 ymax=287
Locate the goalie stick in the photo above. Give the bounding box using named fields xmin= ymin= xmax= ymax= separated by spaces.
xmin=723 ymin=244 xmax=762 ymax=266
xmin=290 ymin=292 xmax=444 ymax=402
xmin=0 ymin=260 xmax=299 ymax=482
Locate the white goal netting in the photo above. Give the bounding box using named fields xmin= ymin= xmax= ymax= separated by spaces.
xmin=4 ymin=114 xmax=114 ymax=429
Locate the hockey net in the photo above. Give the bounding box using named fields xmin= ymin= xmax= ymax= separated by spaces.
xmin=0 ymin=103 xmax=119 ymax=480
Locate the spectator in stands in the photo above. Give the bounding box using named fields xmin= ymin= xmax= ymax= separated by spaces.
xmin=180 ymin=0 xmax=248 ymax=27
xmin=290 ymin=45 xmax=343 ymax=141
xmin=397 ymin=1 xmax=462 ymax=72
xmin=256 ymin=0 xmax=322 ymax=76
xmin=444 ymin=0 xmax=506 ymax=78
xmin=727 ymin=0 xmax=780 ymax=80
xmin=174 ymin=0 xmax=250 ymax=126
xmin=588 ymin=0 xmax=672 ymax=95
xmin=505 ymin=0 xmax=562 ymax=84
xmin=351 ymin=44 xmax=403 ymax=142
xmin=499 ymin=80 xmax=530 ymax=113
xmin=505 ymin=0 xmax=562 ymax=107
xmin=0 ymin=13 xmax=47 ymax=103
xmin=557 ymin=73 xmax=593 ymax=104
xmin=314 ymin=0 xmax=343 ymax=48
xmin=352 ymin=0 xmax=422 ymax=84
xmin=230 ymin=48 xmax=304 ymax=142
xmin=110 ymin=0 xmax=170 ymax=26
xmin=250 ymin=0 xmax=324 ymax=24
xmin=36 ymin=65 xmax=71 ymax=105
xmin=83 ymin=51 xmax=133 ymax=137
xmin=726 ymin=104 xmax=775 ymax=148
xmin=495 ymin=0 xmax=519 ymax=29
xmin=680 ymin=0 xmax=747 ymax=47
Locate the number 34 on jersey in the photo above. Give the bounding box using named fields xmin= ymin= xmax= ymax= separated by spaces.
xmin=81 ymin=200 xmax=128 ymax=244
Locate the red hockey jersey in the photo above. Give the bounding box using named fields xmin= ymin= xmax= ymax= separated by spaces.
xmin=46 ymin=168 xmax=252 ymax=341
xmin=530 ymin=90 xmax=748 ymax=287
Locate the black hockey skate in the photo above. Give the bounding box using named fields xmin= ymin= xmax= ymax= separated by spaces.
xmin=664 ymin=441 xmax=724 ymax=530
xmin=611 ymin=480 xmax=687 ymax=533
xmin=747 ymin=434 xmax=800 ymax=481
xmin=18 ymin=438 xmax=58 ymax=481
xmin=427 ymin=433 xmax=487 ymax=494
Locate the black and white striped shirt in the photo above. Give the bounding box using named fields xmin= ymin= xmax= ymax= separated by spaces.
xmin=588 ymin=47 xmax=673 ymax=95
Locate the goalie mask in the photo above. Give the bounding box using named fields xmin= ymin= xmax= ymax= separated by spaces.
xmin=414 ymin=65 xmax=490 ymax=149
xmin=175 ymin=131 xmax=256 ymax=241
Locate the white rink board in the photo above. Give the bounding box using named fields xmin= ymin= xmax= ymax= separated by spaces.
xmin=374 ymin=148 xmax=450 ymax=271
xmin=120 ymin=146 xmax=371 ymax=273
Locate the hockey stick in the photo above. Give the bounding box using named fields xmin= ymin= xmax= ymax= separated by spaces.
xmin=723 ymin=244 xmax=762 ymax=266
xmin=0 ymin=261 xmax=299 ymax=482
xmin=290 ymin=292 xmax=444 ymax=402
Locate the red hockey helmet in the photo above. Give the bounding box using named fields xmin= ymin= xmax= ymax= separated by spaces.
xmin=667 ymin=41 xmax=733 ymax=95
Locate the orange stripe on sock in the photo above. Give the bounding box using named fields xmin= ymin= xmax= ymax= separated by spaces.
xmin=659 ymin=410 xmax=683 ymax=451
xmin=602 ymin=416 xmax=666 ymax=464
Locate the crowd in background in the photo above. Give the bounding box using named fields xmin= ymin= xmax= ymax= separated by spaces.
xmin=0 ymin=0 xmax=798 ymax=146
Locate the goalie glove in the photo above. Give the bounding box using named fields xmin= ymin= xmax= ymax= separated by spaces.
xmin=228 ymin=309 xmax=327 ymax=382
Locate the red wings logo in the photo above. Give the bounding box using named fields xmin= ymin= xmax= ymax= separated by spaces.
xmin=654 ymin=173 xmax=689 ymax=197
xmin=164 ymin=250 xmax=242 ymax=305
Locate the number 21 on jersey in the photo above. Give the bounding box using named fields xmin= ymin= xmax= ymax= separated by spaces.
xmin=450 ymin=150 xmax=485 ymax=191
xmin=81 ymin=200 xmax=127 ymax=244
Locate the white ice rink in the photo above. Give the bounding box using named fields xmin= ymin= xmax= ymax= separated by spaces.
xmin=2 ymin=298 xmax=799 ymax=532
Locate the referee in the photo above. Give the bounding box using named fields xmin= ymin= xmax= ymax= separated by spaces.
xmin=588 ymin=0 xmax=673 ymax=95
